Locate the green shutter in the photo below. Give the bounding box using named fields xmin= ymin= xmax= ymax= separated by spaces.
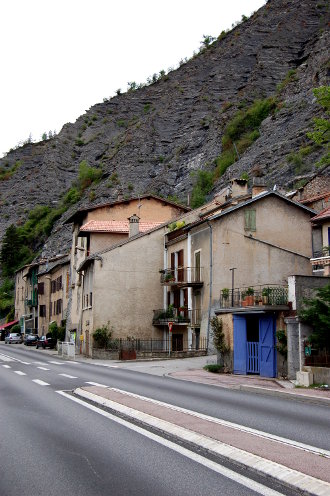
xmin=245 ymin=209 xmax=256 ymax=231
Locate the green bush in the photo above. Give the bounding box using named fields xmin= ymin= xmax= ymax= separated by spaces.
xmin=191 ymin=170 xmax=213 ymax=208
xmin=93 ymin=322 xmax=113 ymax=349
xmin=203 ymin=364 xmax=223 ymax=373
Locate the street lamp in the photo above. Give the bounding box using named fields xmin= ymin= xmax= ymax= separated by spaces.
xmin=229 ymin=268 xmax=236 ymax=307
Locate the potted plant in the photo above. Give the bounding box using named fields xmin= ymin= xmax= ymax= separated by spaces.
xmin=221 ymin=288 xmax=230 ymax=307
xmin=245 ymin=287 xmax=255 ymax=306
xmin=262 ymin=287 xmax=271 ymax=304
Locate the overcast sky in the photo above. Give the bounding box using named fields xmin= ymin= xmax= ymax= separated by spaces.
xmin=0 ymin=0 xmax=266 ymax=157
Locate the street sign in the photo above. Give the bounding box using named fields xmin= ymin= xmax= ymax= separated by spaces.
xmin=168 ymin=322 xmax=173 ymax=332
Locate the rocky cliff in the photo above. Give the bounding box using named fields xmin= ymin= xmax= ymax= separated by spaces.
xmin=0 ymin=0 xmax=329 ymax=258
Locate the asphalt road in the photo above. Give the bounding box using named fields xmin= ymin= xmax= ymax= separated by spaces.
xmin=1 ymin=344 xmax=329 ymax=496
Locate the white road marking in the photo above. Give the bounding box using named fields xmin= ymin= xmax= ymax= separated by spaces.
xmin=37 ymin=367 xmax=50 ymax=371
xmin=2 ymin=364 xmax=11 ymax=368
xmin=20 ymin=361 xmax=31 ymax=365
xmin=0 ymin=354 xmax=14 ymax=362
xmin=14 ymin=371 xmax=26 ymax=376
xmin=56 ymin=391 xmax=284 ymax=496
xmin=32 ymin=379 xmax=50 ymax=386
xmin=85 ymin=381 xmax=108 ymax=388
xmin=110 ymin=388 xmax=330 ymax=459
xmin=59 ymin=373 xmax=78 ymax=379
xmin=48 ymin=361 xmax=65 ymax=365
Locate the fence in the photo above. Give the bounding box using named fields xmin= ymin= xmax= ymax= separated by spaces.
xmin=96 ymin=337 xmax=207 ymax=354
xmin=58 ymin=341 xmax=75 ymax=360
xmin=305 ymin=349 xmax=330 ymax=368
xmin=219 ymin=285 xmax=288 ymax=308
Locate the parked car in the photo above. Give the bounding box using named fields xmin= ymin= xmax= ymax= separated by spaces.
xmin=24 ymin=334 xmax=39 ymax=346
xmin=36 ymin=335 xmax=56 ymax=350
xmin=5 ymin=333 xmax=23 ymax=344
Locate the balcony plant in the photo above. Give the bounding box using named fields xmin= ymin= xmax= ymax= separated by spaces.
xmin=221 ymin=288 xmax=230 ymax=307
xmin=243 ymin=287 xmax=255 ymax=306
xmin=262 ymin=287 xmax=271 ymax=304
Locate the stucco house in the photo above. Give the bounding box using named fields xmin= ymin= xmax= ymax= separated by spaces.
xmin=64 ymin=195 xmax=190 ymax=345
xmin=158 ymin=185 xmax=316 ymax=377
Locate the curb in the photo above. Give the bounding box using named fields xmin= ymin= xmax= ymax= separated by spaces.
xmin=166 ymin=373 xmax=330 ymax=406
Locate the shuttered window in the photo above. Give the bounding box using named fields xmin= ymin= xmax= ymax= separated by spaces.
xmin=38 ymin=282 xmax=44 ymax=295
xmin=244 ymin=209 xmax=256 ymax=231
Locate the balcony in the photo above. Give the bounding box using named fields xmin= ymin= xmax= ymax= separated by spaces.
xmin=219 ymin=285 xmax=289 ymax=310
xmin=153 ymin=307 xmax=201 ymax=326
xmin=25 ymin=298 xmax=37 ymax=308
xmin=159 ymin=267 xmax=204 ymax=288
xmin=310 ymin=247 xmax=330 ymax=273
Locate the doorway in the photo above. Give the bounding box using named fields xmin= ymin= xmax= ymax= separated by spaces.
xmin=233 ymin=314 xmax=276 ymax=377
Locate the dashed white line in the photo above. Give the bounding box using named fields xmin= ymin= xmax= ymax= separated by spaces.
xmin=14 ymin=371 xmax=26 ymax=376
xmin=2 ymin=364 xmax=11 ymax=368
xmin=59 ymin=373 xmax=78 ymax=379
xmin=85 ymin=382 xmax=108 ymax=388
xmin=48 ymin=361 xmax=65 ymax=365
xmin=37 ymin=367 xmax=50 ymax=371
xmin=20 ymin=361 xmax=31 ymax=365
xmin=32 ymin=379 xmax=50 ymax=386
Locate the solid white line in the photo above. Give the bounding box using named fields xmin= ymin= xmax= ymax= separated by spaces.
xmin=85 ymin=382 xmax=108 ymax=388
xmin=32 ymin=379 xmax=50 ymax=386
xmin=109 ymin=387 xmax=330 ymax=459
xmin=2 ymin=364 xmax=11 ymax=368
xmin=14 ymin=371 xmax=26 ymax=376
xmin=56 ymin=390 xmax=284 ymax=496
xmin=37 ymin=367 xmax=50 ymax=371
xmin=75 ymin=388 xmax=330 ymax=496
xmin=59 ymin=374 xmax=78 ymax=379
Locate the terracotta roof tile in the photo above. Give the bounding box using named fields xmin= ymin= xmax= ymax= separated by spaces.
xmin=311 ymin=206 xmax=330 ymax=223
xmin=79 ymin=220 xmax=162 ymax=233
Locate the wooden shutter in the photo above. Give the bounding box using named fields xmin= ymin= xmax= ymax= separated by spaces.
xmin=244 ymin=209 xmax=256 ymax=231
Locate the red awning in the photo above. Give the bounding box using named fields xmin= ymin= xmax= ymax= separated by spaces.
xmin=0 ymin=320 xmax=19 ymax=330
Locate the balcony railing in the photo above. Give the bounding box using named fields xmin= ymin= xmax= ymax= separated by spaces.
xmin=159 ymin=267 xmax=204 ymax=287
xmin=153 ymin=307 xmax=201 ymax=326
xmin=98 ymin=337 xmax=207 ymax=353
xmin=219 ymin=285 xmax=289 ymax=309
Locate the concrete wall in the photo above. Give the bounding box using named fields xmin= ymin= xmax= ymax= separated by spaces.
xmin=288 ymin=274 xmax=330 ymax=312
xmin=90 ymin=233 xmax=127 ymax=253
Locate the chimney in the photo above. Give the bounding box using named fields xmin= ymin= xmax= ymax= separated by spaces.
xmin=252 ymin=177 xmax=267 ymax=197
xmin=231 ymin=178 xmax=248 ymax=198
xmin=128 ymin=214 xmax=140 ymax=237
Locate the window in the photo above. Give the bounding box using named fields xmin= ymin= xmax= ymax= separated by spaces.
xmin=244 ymin=209 xmax=256 ymax=231
xmin=56 ymin=276 xmax=62 ymax=291
xmin=38 ymin=282 xmax=44 ymax=295
xmin=39 ymin=305 xmax=46 ymax=317
xmin=194 ymin=250 xmax=201 ymax=282
xmin=49 ymin=303 xmax=52 ymax=317
xmin=56 ymin=299 xmax=62 ymax=315
xmin=51 ymin=280 xmax=56 ymax=294
xmin=90 ymin=292 xmax=93 ymax=307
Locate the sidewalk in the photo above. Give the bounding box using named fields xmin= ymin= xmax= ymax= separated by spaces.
xmin=41 ymin=346 xmax=330 ymax=405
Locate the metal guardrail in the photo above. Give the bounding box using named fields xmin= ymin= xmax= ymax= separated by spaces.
xmin=219 ymin=285 xmax=288 ymax=308
xmin=98 ymin=337 xmax=207 ymax=353
xmin=153 ymin=308 xmax=201 ymax=325
xmin=160 ymin=267 xmax=203 ymax=285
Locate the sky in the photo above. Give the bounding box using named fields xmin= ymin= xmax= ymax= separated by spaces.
xmin=0 ymin=0 xmax=266 ymax=158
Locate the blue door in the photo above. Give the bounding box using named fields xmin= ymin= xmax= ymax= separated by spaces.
xmin=233 ymin=315 xmax=247 ymax=374
xmin=259 ymin=316 xmax=276 ymax=378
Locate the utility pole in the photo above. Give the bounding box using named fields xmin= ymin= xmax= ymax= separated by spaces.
xmin=229 ymin=267 xmax=236 ymax=307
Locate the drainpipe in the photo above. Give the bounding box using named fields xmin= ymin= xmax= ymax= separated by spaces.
xmin=206 ymin=221 xmax=213 ymax=352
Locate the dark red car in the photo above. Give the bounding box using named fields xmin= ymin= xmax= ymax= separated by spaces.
xmin=36 ymin=335 xmax=56 ymax=350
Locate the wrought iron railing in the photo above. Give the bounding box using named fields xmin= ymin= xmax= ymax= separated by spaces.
xmin=159 ymin=267 xmax=204 ymax=285
xmin=312 ymin=246 xmax=330 ymax=258
xmin=153 ymin=307 xmax=201 ymax=325
xmin=99 ymin=337 xmax=207 ymax=353
xmin=219 ymin=285 xmax=289 ymax=308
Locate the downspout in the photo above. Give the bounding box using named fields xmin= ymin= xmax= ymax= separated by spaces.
xmin=206 ymin=221 xmax=213 ymax=353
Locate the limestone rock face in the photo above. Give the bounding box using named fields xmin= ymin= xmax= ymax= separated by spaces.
xmin=0 ymin=0 xmax=329 ymax=257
